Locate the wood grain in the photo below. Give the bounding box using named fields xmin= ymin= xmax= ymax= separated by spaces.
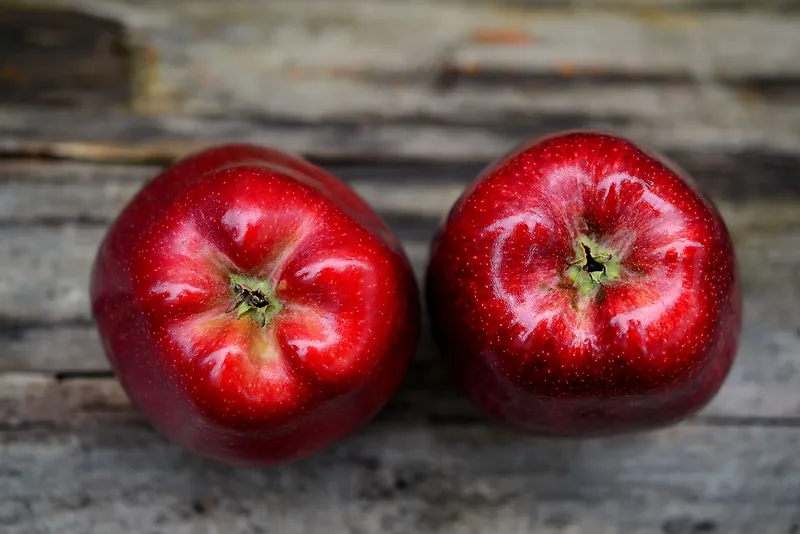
xmin=1 ymin=372 xmax=799 ymax=534
xmin=3 ymin=108 xmax=800 ymax=165
xmin=0 ymin=161 xmax=799 ymax=425
xmin=375 ymin=0 xmax=800 ymax=9
xmin=3 ymin=315 xmax=800 ymax=421
xmin=0 ymin=8 xmax=133 ymax=108
xmin=3 ymin=1 xmax=799 ymax=128
xmin=1 ymin=2 xmax=799 ymax=532
xmin=1 ymin=155 xmax=799 ymax=215
xmin=2 ymin=195 xmax=799 ymax=325
xmin=3 ymin=226 xmax=424 ymax=323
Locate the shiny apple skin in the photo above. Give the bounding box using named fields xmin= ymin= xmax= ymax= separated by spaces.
xmin=90 ymin=144 xmax=420 ymax=465
xmin=426 ymin=131 xmax=741 ymax=436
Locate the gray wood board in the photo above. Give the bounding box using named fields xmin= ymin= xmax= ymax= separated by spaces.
xmin=1 ymin=165 xmax=798 ymax=533
xmin=1 ymin=1 xmax=799 ymax=532
xmin=403 ymin=0 xmax=800 ymax=8
xmin=3 ymin=109 xmax=800 ymax=164
xmin=3 ymin=316 xmax=800 ymax=421
xmin=7 ymin=1 xmax=800 ymax=120
xmin=1 ymin=160 xmax=799 ymax=322
xmin=0 ymin=387 xmax=799 ymax=534
xmin=0 ymin=161 xmax=799 ymax=424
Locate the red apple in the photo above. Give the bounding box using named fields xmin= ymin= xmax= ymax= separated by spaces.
xmin=426 ymin=131 xmax=741 ymax=436
xmin=91 ymin=144 xmax=420 ymax=465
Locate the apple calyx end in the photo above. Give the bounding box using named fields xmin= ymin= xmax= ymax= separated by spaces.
xmin=566 ymin=238 xmax=621 ymax=298
xmin=229 ymin=273 xmax=283 ymax=328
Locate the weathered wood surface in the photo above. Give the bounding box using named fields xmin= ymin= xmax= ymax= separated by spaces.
xmin=2 ymin=377 xmax=800 ymax=534
xmin=2 ymin=0 xmax=800 ymax=532
xmin=3 ymin=399 xmax=799 ymax=534
xmin=0 ymin=9 xmax=133 ymax=108
xmin=2 ymin=0 xmax=800 ymax=163
xmin=5 ymin=1 xmax=800 ymax=122
xmin=1 ymin=158 xmax=799 ymax=419
xmin=1 ymin=156 xmax=800 ymax=534
xmin=4 ymin=108 xmax=800 ymax=165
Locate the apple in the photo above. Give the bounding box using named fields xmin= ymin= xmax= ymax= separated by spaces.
xmin=91 ymin=144 xmax=420 ymax=465
xmin=426 ymin=131 xmax=741 ymax=436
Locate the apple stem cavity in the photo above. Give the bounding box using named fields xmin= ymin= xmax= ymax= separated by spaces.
xmin=566 ymin=237 xmax=621 ymax=298
xmin=228 ymin=273 xmax=283 ymax=327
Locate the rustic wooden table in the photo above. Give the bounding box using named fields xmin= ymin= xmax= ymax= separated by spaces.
xmin=1 ymin=1 xmax=799 ymax=532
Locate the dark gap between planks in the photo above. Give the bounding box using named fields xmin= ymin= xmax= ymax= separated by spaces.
xmin=0 ymin=8 xmax=135 ymax=108
xmin=0 ymin=150 xmax=798 ymax=201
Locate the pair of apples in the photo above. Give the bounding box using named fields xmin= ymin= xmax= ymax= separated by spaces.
xmin=91 ymin=131 xmax=741 ymax=466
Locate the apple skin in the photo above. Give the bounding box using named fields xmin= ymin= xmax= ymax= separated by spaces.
xmin=426 ymin=131 xmax=741 ymax=436
xmin=91 ymin=144 xmax=420 ymax=465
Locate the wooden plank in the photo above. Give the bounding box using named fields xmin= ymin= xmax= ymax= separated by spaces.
xmin=2 ymin=152 xmax=799 ymax=201
xmin=326 ymin=0 xmax=800 ymax=9
xmin=3 ymin=109 xmax=800 ymax=163
xmin=382 ymin=0 xmax=800 ymax=9
xmin=1 ymin=372 xmax=799 ymax=534
xmin=0 ymin=325 xmax=107 ymax=371
xmin=49 ymin=2 xmax=800 ymax=83
xmin=0 ymin=8 xmax=134 ymax=108
xmin=0 ymin=158 xmax=799 ymax=320
xmin=2 ymin=198 xmax=800 ymax=325
xmin=0 ymin=110 xmax=567 ymax=163
xmin=0 ymin=167 xmax=467 ymax=222
xmin=1 ymin=163 xmax=799 ymax=420
xmin=9 ymin=1 xmax=800 ymax=121
xmin=0 ymin=225 xmax=430 ymax=323
xmin=3 ymin=316 xmax=800 ymax=421
xmin=0 ymin=3 xmax=796 ymax=532
xmin=379 ymin=0 xmax=800 ymax=9
xmin=3 ymin=164 xmax=800 ymax=224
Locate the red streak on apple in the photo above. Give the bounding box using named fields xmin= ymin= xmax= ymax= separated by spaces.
xmin=91 ymin=144 xmax=420 ymax=465
xmin=426 ymin=131 xmax=741 ymax=435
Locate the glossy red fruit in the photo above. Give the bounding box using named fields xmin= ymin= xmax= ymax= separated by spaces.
xmin=426 ymin=131 xmax=741 ymax=436
xmin=91 ymin=144 xmax=420 ymax=465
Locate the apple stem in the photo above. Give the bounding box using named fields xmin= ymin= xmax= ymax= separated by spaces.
xmin=565 ymin=237 xmax=621 ymax=298
xmin=228 ymin=273 xmax=283 ymax=327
